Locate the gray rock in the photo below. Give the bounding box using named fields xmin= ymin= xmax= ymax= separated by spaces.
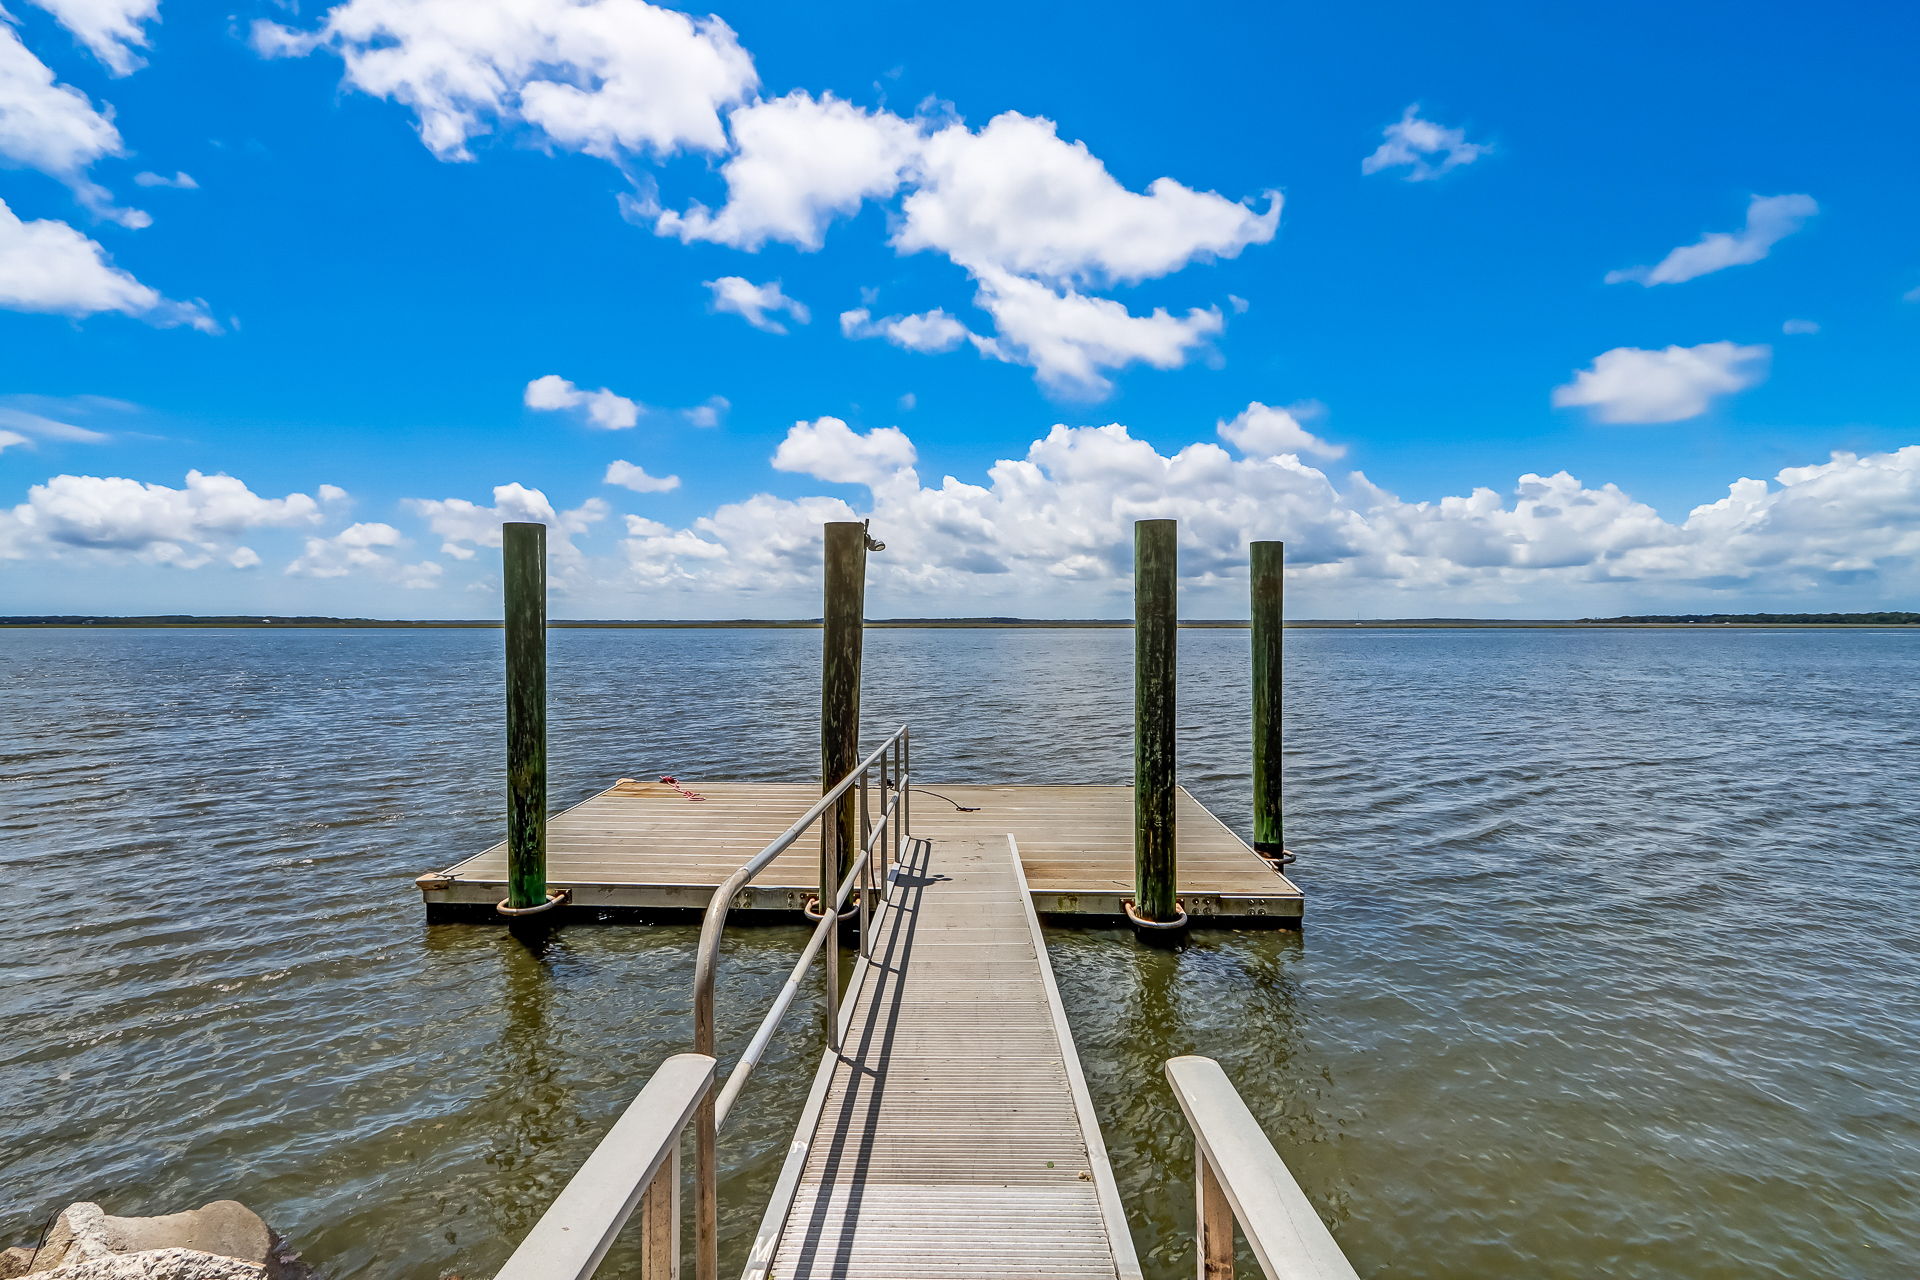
xmin=15 ymin=1203 xmax=317 ymax=1280
xmin=33 ymin=1203 xmax=270 ymax=1273
xmin=31 ymin=1249 xmax=265 ymax=1280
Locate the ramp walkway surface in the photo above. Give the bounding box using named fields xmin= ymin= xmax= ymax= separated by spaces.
xmin=752 ymin=835 xmax=1143 ymax=1280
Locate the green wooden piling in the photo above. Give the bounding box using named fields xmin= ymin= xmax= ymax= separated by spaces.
xmin=1251 ymin=540 xmax=1285 ymax=860
xmin=1134 ymin=518 xmax=1178 ymax=923
xmin=503 ymin=521 xmax=548 ymax=911
xmin=821 ymin=522 xmax=869 ymax=888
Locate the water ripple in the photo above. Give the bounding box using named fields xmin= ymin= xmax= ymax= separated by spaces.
xmin=0 ymin=626 xmax=1915 ymax=1279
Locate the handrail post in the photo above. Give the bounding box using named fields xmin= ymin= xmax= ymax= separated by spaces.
xmin=640 ymin=1140 xmax=681 ymax=1280
xmin=503 ymin=521 xmax=548 ymax=911
xmin=857 ymin=770 xmax=872 ymax=958
xmin=493 ymin=1053 xmax=713 ymax=1280
xmin=1165 ymin=1056 xmax=1362 ymax=1280
xmin=892 ymin=736 xmax=904 ymax=866
xmin=825 ymin=897 xmax=841 ymax=1050
xmin=1134 ymin=518 xmax=1180 ymax=926
xmin=1250 ymin=541 xmax=1286 ymax=863
xmin=1197 ymin=1151 xmax=1233 ymax=1280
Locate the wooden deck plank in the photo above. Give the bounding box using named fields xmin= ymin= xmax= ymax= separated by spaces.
xmin=421 ymin=780 xmax=1301 ymax=922
xmin=764 ymin=836 xmax=1143 ymax=1280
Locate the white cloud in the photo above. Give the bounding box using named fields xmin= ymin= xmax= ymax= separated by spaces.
xmin=1553 ymin=342 xmax=1770 ymax=424
xmin=604 ymin=420 xmax=1920 ymax=613
xmin=524 ymin=373 xmax=641 ymax=429
xmin=255 ymin=0 xmax=757 ymax=162
xmin=0 ymin=429 xmax=31 ymax=452
xmin=286 ymin=521 xmax=442 ymax=587
xmin=1362 ymin=105 xmax=1489 ymax=181
xmin=840 ymin=306 xmax=970 ymax=354
xmin=684 ymin=395 xmax=727 ymax=428
xmin=1606 ymin=194 xmax=1818 ymax=287
xmin=133 ymin=169 xmax=197 ymax=188
xmin=704 ymin=275 xmax=808 ymax=332
xmin=0 ymin=405 xmax=111 ymax=444
xmin=0 ymin=16 xmax=142 ymax=219
xmin=896 ymin=111 xmax=1278 ymax=287
xmin=970 ymin=270 xmax=1222 ymax=396
xmin=0 ymin=198 xmax=216 ymax=329
xmin=1782 ymin=319 xmax=1819 ymax=336
xmin=655 ymin=90 xmax=919 ymax=249
xmin=772 ymin=416 xmax=916 ymax=487
xmin=404 ymin=482 xmax=608 ymax=577
xmin=1217 ymin=401 xmax=1345 ymax=459
xmin=257 ymin=10 xmax=1279 ymax=400
xmin=27 ymin=0 xmax=159 ymax=75
xmin=0 ymin=470 xmax=327 ymax=567
xmin=604 ymin=459 xmax=679 ymax=492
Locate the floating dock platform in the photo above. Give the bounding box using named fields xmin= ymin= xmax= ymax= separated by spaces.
xmin=417 ymin=780 xmax=1302 ymax=924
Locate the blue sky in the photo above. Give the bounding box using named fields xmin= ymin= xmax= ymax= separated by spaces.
xmin=2 ymin=0 xmax=1917 ymax=618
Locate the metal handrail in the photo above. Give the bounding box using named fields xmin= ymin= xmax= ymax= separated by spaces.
xmin=1164 ymin=1056 xmax=1360 ymax=1280
xmin=691 ymin=726 xmax=912 ymax=1280
xmin=494 ymin=1053 xmax=716 ymax=1280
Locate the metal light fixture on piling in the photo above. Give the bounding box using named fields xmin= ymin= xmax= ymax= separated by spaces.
xmin=1130 ymin=518 xmax=1185 ymax=931
xmin=1249 ymin=540 xmax=1296 ymax=871
xmin=498 ymin=521 xmax=565 ymax=918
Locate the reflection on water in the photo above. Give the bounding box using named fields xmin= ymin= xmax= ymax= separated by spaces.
xmin=2 ymin=627 xmax=1916 ymax=1279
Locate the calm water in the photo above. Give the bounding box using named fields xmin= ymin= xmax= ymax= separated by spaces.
xmin=2 ymin=627 xmax=1916 ymax=1278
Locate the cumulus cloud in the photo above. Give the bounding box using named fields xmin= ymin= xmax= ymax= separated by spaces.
xmin=524 ymin=373 xmax=641 ymax=429
xmin=1217 ymin=402 xmax=1344 ymax=459
xmin=655 ymin=90 xmax=919 ymax=249
xmin=603 ymin=419 xmax=1920 ymax=614
xmin=27 ymin=0 xmax=159 ymax=75
xmin=1553 ymin=342 xmax=1770 ymax=424
xmin=1607 ymin=194 xmax=1818 ymax=287
xmin=895 ymin=111 xmax=1279 ymax=287
xmin=0 ymin=470 xmax=328 ymax=568
xmin=604 ymin=458 xmax=679 ymax=492
xmin=970 ymin=270 xmax=1222 ymax=396
xmin=0 ymin=198 xmax=216 ymax=329
xmin=255 ymin=0 xmax=756 ymax=161
xmin=259 ymin=6 xmax=1279 ymax=399
xmin=772 ymin=416 xmax=916 ymax=487
xmin=840 ymin=306 xmax=970 ymax=354
xmin=705 ymin=275 xmax=808 ymax=332
xmin=0 ymin=16 xmax=146 ymax=221
xmin=404 ymin=482 xmax=608 ymax=577
xmin=1361 ymin=105 xmax=1489 ymax=181
xmin=286 ymin=521 xmax=442 ymax=587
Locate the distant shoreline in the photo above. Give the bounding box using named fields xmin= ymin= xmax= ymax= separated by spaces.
xmin=4 ymin=614 xmax=1917 ymax=630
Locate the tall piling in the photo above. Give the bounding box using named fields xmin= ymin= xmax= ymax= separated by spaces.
xmin=502 ymin=521 xmax=548 ymax=912
xmin=1133 ymin=518 xmax=1179 ymax=925
xmin=1250 ymin=540 xmax=1285 ymax=862
xmin=821 ymin=521 xmax=870 ymax=890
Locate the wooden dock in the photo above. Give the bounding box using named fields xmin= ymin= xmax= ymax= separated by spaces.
xmin=745 ymin=834 xmax=1142 ymax=1280
xmin=418 ymin=780 xmax=1302 ymax=924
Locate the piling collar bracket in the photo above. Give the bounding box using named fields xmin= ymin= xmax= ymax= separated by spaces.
xmin=496 ymin=887 xmax=572 ymax=917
